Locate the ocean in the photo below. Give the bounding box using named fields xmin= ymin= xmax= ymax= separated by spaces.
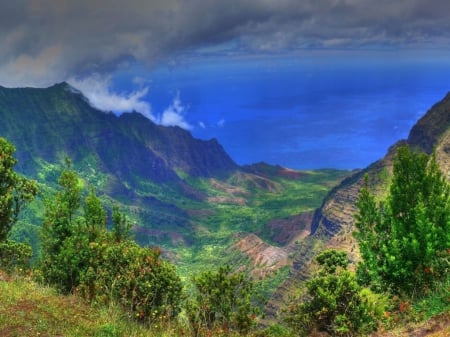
xmin=142 ymin=55 xmax=450 ymax=169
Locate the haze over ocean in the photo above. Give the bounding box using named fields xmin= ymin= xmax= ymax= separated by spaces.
xmin=127 ymin=56 xmax=450 ymax=170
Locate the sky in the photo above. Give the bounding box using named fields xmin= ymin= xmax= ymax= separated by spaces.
xmin=2 ymin=1 xmax=450 ymax=169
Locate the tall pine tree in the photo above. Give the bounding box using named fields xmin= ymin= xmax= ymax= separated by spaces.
xmin=355 ymin=145 xmax=450 ymax=294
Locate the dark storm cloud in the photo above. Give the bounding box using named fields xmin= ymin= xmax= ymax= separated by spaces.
xmin=1 ymin=0 xmax=450 ymax=86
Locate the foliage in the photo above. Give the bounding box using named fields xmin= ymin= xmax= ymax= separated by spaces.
xmin=0 ymin=137 xmax=38 ymax=242
xmin=187 ymin=265 xmax=259 ymax=335
xmin=0 ymin=240 xmax=32 ymax=273
xmin=315 ymin=249 xmax=349 ymax=274
xmin=40 ymin=159 xmax=83 ymax=292
xmin=284 ymin=250 xmax=382 ymax=337
xmin=354 ymin=146 xmax=450 ymax=295
xmin=111 ymin=204 xmax=132 ymax=243
xmin=79 ymin=242 xmax=183 ymax=321
xmin=412 ymin=272 xmax=450 ymax=320
xmin=39 ymin=164 xmax=183 ymax=322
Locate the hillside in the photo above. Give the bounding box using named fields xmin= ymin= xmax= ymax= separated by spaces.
xmin=266 ymin=92 xmax=450 ymax=319
xmin=0 ymin=82 xmax=237 ymax=179
xmin=1 ymin=85 xmax=449 ymax=336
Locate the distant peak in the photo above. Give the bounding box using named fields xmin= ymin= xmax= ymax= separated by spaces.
xmin=51 ymin=81 xmax=79 ymax=93
xmin=61 ymin=82 xmax=83 ymax=95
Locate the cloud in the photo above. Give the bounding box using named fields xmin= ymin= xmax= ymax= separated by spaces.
xmin=67 ymin=75 xmax=194 ymax=130
xmin=68 ymin=74 xmax=154 ymax=119
xmin=1 ymin=1 xmax=450 ymax=87
xmin=159 ymin=92 xmax=192 ymax=130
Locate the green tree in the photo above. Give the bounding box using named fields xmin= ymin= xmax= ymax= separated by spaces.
xmin=188 ymin=265 xmax=259 ymax=335
xmin=0 ymin=137 xmax=38 ymax=242
xmin=355 ymin=145 xmax=450 ymax=294
xmin=40 ymin=161 xmax=83 ymax=291
xmin=83 ymin=186 xmax=106 ymax=241
xmin=39 ymin=163 xmax=183 ymax=320
xmin=111 ymin=204 xmax=132 ymax=243
xmin=285 ymin=250 xmax=382 ymax=337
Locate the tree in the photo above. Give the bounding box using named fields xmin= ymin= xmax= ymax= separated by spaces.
xmin=39 ymin=163 xmax=183 ymax=320
xmin=83 ymin=186 xmax=106 ymax=241
xmin=285 ymin=250 xmax=381 ymax=336
xmin=0 ymin=137 xmax=38 ymax=242
xmin=40 ymin=161 xmax=84 ymax=292
xmin=188 ymin=265 xmax=259 ymax=335
xmin=355 ymin=145 xmax=450 ymax=294
xmin=111 ymin=204 xmax=132 ymax=243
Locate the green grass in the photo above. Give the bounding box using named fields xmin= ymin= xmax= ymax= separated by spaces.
xmin=3 ymin=272 xmax=448 ymax=337
xmin=0 ymin=274 xmax=270 ymax=337
xmin=0 ymin=275 xmax=188 ymax=337
xmin=413 ymin=275 xmax=450 ymax=319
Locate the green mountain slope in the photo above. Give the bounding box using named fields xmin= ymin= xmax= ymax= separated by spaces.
xmin=0 ymin=83 xmax=350 ymax=297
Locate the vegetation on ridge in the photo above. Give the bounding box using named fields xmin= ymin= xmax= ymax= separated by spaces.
xmin=283 ymin=145 xmax=450 ymax=336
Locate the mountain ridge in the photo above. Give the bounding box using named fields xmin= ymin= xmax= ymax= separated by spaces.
xmin=264 ymin=91 xmax=450 ymax=320
xmin=0 ymin=82 xmax=237 ymax=180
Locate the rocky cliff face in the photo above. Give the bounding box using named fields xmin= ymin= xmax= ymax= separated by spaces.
xmin=312 ymin=91 xmax=450 ymax=242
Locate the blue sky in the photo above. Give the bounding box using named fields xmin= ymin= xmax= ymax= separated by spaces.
xmin=2 ymin=1 xmax=450 ymax=169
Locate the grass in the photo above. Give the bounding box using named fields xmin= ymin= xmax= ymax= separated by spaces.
xmin=2 ymin=273 xmax=449 ymax=337
xmin=0 ymin=276 xmax=100 ymax=337
xmin=0 ymin=274 xmax=188 ymax=337
xmin=0 ymin=273 xmax=273 ymax=337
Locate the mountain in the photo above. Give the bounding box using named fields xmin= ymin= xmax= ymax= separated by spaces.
xmin=0 ymin=83 xmax=351 ymax=298
xmin=0 ymin=82 xmax=237 ymax=179
xmin=0 ymin=82 xmax=240 ymax=239
xmin=265 ymin=91 xmax=450 ymax=320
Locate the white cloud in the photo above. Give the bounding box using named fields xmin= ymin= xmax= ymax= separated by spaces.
xmin=218 ymin=119 xmax=226 ymax=127
xmin=199 ymin=121 xmax=206 ymax=129
xmin=68 ymin=76 xmax=194 ymax=131
xmin=159 ymin=92 xmax=192 ymax=130
xmin=68 ymin=74 xmax=154 ymax=120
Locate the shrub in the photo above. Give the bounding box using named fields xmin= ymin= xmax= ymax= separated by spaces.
xmin=79 ymin=241 xmax=183 ymax=322
xmin=39 ymin=164 xmax=184 ymax=322
xmin=0 ymin=241 xmax=32 ymax=273
xmin=284 ymin=250 xmax=383 ymax=336
xmin=187 ymin=265 xmax=259 ymax=335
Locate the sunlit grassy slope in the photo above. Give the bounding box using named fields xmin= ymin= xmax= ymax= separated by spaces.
xmin=0 ymin=275 xmax=189 ymax=337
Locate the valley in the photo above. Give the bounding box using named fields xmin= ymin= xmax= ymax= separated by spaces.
xmin=0 ymin=83 xmax=351 ymax=296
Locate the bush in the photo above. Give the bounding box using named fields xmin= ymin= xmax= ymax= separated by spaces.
xmin=284 ymin=250 xmax=383 ymax=336
xmin=0 ymin=241 xmax=32 ymax=273
xmin=187 ymin=265 xmax=259 ymax=335
xmin=79 ymin=241 xmax=183 ymax=322
xmin=39 ymin=164 xmax=183 ymax=322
